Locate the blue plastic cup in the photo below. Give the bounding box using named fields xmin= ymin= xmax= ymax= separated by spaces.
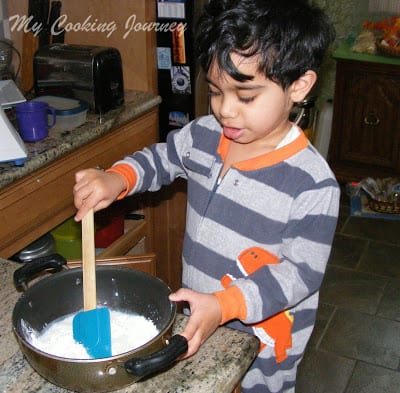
xmin=16 ymin=101 xmax=56 ymax=142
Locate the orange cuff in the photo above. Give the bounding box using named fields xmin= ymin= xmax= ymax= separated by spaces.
xmin=214 ymin=285 xmax=247 ymax=325
xmin=106 ymin=164 xmax=138 ymax=200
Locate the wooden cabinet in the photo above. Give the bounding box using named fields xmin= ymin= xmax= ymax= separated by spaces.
xmin=0 ymin=106 xmax=185 ymax=292
xmin=150 ymin=179 xmax=186 ymax=292
xmin=5 ymin=0 xmax=186 ymax=292
xmin=0 ymin=109 xmax=158 ymax=259
xmin=328 ymin=58 xmax=400 ymax=183
xmin=99 ymin=180 xmax=187 ymax=293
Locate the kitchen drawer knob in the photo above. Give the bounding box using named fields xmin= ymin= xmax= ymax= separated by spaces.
xmin=364 ymin=111 xmax=380 ymax=126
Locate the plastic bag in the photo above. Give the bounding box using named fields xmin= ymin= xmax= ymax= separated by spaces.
xmin=351 ymin=30 xmax=377 ymax=54
xmin=351 ymin=177 xmax=400 ymax=202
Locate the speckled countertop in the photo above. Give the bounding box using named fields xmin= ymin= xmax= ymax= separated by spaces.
xmin=0 ymin=90 xmax=161 ymax=189
xmin=0 ymin=258 xmax=259 ymax=392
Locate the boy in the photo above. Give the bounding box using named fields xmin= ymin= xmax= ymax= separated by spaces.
xmin=73 ymin=0 xmax=339 ymax=391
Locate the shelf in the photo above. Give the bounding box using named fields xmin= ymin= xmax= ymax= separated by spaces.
xmin=97 ymin=219 xmax=147 ymax=258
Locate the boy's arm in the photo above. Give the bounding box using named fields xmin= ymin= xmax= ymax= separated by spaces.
xmin=105 ymin=123 xmax=192 ymax=197
xmin=214 ymin=183 xmax=340 ymax=325
xmin=106 ymin=163 xmax=138 ymax=199
xmin=213 ymin=285 xmax=247 ymax=324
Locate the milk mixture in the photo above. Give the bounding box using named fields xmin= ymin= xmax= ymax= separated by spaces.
xmin=24 ymin=310 xmax=160 ymax=359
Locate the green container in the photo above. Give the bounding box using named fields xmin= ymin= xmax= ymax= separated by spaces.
xmin=51 ymin=217 xmax=82 ymax=260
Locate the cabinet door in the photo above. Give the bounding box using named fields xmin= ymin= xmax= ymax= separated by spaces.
xmin=329 ymin=60 xmax=400 ymax=181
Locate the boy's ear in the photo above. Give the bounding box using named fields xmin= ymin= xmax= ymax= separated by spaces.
xmin=289 ymin=70 xmax=317 ymax=103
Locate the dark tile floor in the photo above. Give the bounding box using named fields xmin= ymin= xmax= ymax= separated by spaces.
xmin=296 ymin=189 xmax=400 ymax=393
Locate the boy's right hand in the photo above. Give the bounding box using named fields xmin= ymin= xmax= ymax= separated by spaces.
xmin=73 ymin=168 xmax=127 ymax=221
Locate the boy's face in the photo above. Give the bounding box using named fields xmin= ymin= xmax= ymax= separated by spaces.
xmin=207 ymin=53 xmax=307 ymax=147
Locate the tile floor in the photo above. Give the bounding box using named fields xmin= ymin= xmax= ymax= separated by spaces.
xmin=296 ymin=189 xmax=400 ymax=393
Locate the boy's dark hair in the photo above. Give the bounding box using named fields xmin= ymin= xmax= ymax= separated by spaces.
xmin=195 ymin=0 xmax=335 ymax=89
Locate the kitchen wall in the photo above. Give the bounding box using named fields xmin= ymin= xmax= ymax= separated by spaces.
xmin=0 ymin=1 xmax=4 ymax=39
xmin=310 ymin=0 xmax=362 ymax=107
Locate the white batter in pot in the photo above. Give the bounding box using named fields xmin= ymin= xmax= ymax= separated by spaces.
xmin=24 ymin=309 xmax=160 ymax=359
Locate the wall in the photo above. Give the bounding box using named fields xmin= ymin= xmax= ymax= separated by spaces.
xmin=0 ymin=0 xmax=6 ymax=39
xmin=311 ymin=0 xmax=361 ymax=107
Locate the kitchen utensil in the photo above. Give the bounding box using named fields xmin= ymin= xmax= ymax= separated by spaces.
xmin=12 ymin=255 xmax=188 ymax=392
xmin=12 ymin=233 xmax=55 ymax=263
xmin=48 ymin=1 xmax=64 ymax=44
xmin=73 ymin=209 xmax=111 ymax=358
xmin=0 ymin=106 xmax=27 ymax=165
xmin=37 ymin=0 xmax=50 ymax=47
xmin=15 ymin=100 xmax=56 ymax=142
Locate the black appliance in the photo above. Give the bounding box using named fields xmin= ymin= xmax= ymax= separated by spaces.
xmin=33 ymin=44 xmax=124 ymax=114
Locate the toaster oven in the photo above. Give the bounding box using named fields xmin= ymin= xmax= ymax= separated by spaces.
xmin=34 ymin=44 xmax=124 ymax=114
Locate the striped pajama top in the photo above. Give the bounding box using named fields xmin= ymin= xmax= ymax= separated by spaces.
xmin=110 ymin=114 xmax=340 ymax=391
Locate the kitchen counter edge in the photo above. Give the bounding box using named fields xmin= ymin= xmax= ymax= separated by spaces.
xmin=0 ymin=90 xmax=162 ymax=189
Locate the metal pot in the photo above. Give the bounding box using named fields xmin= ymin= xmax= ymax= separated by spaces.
xmin=12 ymin=255 xmax=188 ymax=392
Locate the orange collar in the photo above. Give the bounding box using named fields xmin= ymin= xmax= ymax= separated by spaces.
xmin=216 ymin=129 xmax=309 ymax=171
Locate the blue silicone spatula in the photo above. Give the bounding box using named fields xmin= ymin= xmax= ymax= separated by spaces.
xmin=73 ymin=208 xmax=111 ymax=358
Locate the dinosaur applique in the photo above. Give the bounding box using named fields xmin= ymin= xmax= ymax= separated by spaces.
xmin=221 ymin=247 xmax=293 ymax=363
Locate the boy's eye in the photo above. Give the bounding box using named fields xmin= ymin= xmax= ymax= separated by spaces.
xmin=208 ymin=90 xmax=220 ymax=97
xmin=239 ymin=96 xmax=255 ymax=103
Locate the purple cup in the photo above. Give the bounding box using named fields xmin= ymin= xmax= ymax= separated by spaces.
xmin=15 ymin=101 xmax=56 ymax=142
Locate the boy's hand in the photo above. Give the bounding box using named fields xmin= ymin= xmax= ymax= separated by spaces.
xmin=73 ymin=168 xmax=126 ymax=221
xmin=169 ymin=288 xmax=222 ymax=358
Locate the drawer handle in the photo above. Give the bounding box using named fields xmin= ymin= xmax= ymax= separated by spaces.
xmin=364 ymin=111 xmax=380 ymax=126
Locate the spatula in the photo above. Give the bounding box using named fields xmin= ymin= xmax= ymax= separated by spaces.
xmin=73 ymin=208 xmax=112 ymax=358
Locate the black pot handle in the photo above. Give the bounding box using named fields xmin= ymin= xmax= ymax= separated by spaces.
xmin=125 ymin=334 xmax=188 ymax=378
xmin=13 ymin=253 xmax=67 ymax=291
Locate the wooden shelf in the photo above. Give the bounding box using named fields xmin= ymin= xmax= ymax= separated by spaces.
xmin=97 ymin=220 xmax=147 ymax=258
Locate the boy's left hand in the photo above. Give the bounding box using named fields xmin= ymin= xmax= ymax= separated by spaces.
xmin=169 ymin=288 xmax=222 ymax=358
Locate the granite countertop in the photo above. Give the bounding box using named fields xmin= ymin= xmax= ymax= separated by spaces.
xmin=0 ymin=258 xmax=259 ymax=393
xmin=0 ymin=90 xmax=162 ymax=189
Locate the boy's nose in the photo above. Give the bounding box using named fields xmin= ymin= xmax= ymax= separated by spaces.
xmin=219 ymin=97 xmax=237 ymax=119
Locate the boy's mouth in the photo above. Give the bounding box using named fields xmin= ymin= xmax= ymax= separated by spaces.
xmin=223 ymin=126 xmax=244 ymax=140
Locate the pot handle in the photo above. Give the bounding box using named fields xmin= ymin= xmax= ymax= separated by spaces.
xmin=13 ymin=253 xmax=67 ymax=291
xmin=125 ymin=334 xmax=188 ymax=378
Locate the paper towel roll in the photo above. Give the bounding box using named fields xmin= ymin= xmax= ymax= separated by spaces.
xmin=314 ymin=100 xmax=333 ymax=160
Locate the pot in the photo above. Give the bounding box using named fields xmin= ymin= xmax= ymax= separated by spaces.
xmin=12 ymin=255 xmax=188 ymax=392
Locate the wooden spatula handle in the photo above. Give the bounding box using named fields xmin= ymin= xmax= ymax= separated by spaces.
xmin=82 ymin=209 xmax=97 ymax=311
